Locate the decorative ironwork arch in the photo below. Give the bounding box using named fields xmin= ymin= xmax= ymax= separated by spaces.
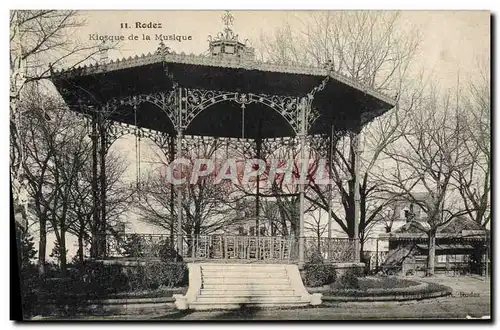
xmin=305 ymin=107 xmax=322 ymax=133
xmin=105 ymin=121 xmax=172 ymax=155
xmin=182 ymin=89 xmax=300 ymax=134
xmin=105 ymin=90 xmax=178 ymax=130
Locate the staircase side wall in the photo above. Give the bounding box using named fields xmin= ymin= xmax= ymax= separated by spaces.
xmin=285 ymin=264 xmax=314 ymax=302
xmin=174 ymin=263 xmax=201 ymax=309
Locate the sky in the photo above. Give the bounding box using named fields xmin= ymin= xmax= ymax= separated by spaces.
xmin=41 ymin=10 xmax=491 ymax=260
xmin=76 ymin=10 xmax=490 ymax=87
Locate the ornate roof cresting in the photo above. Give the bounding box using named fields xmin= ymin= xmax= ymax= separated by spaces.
xmin=50 ymin=11 xmax=396 ymax=111
xmin=207 ymin=10 xmax=255 ymax=60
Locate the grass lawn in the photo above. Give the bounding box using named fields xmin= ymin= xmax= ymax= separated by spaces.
xmin=353 ymin=276 xmax=419 ymax=290
xmin=96 ymin=287 xmax=187 ymax=299
xmin=39 ymin=286 xmax=187 ymax=300
xmin=327 ymin=276 xmax=420 ymax=291
xmin=323 ymin=276 xmax=451 ymax=298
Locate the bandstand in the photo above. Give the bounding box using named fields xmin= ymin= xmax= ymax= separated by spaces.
xmin=50 ymin=12 xmax=395 ymax=309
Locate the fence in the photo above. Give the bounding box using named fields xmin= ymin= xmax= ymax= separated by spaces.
xmin=104 ymin=234 xmax=356 ymax=263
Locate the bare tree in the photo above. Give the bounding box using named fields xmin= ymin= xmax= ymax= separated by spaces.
xmin=258 ymin=21 xmax=309 ymax=65
xmin=20 ymin=87 xmax=90 ymax=274
xmin=377 ymin=204 xmax=400 ymax=234
xmin=10 ymin=10 xmax=108 ymax=182
xmin=258 ymin=11 xmax=420 ymax=255
xmin=454 ymin=65 xmax=491 ymax=228
xmin=259 ymin=11 xmax=420 ymax=92
xmin=19 ymin=84 xmax=132 ymax=272
xmin=134 ymin=139 xmax=236 ymax=240
xmin=305 ymin=208 xmax=328 ymax=248
xmin=10 ymin=10 xmax=117 ymax=272
xmin=67 ymin=151 xmax=132 ymax=263
xmin=381 ymin=85 xmax=473 ymax=276
xmin=259 ymin=200 xmax=282 ymax=236
xmin=21 ymin=89 xmax=63 ymax=274
xmin=49 ymin=119 xmax=91 ymax=274
xmin=230 ymin=138 xmax=305 ymax=237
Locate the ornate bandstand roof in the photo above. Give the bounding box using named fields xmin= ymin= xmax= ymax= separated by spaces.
xmin=50 ymin=11 xmax=396 ymax=139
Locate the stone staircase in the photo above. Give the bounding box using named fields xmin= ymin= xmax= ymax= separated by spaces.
xmin=173 ymin=263 xmax=321 ymax=310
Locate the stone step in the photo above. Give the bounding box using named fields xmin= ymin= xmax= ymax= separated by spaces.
xmin=200 ymin=264 xmax=289 ymax=270
xmin=187 ymin=301 xmax=310 ymax=310
xmin=173 ymin=263 xmax=319 ymax=310
xmin=199 ymin=289 xmax=297 ymax=296
xmin=202 ymin=277 xmax=290 ymax=285
xmin=201 ymin=283 xmax=293 ymax=291
xmin=200 ymin=271 xmax=288 ymax=278
xmin=200 ymin=265 xmax=288 ymax=271
xmin=194 ymin=295 xmax=305 ymax=304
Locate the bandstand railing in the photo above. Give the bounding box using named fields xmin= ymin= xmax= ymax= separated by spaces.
xmin=103 ymin=233 xmax=356 ymax=263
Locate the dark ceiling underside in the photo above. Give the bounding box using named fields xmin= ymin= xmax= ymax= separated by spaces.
xmin=52 ymin=61 xmax=394 ymax=138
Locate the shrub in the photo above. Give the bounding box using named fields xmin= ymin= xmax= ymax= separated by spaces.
xmin=125 ymin=264 xmax=147 ymax=291
xmin=17 ymin=225 xmax=37 ymax=270
xmin=158 ymin=241 xmax=183 ymax=262
xmin=121 ymin=234 xmax=146 ymax=258
xmin=80 ymin=262 xmax=129 ymax=295
xmin=332 ymin=267 xmax=363 ymax=290
xmin=30 ymin=260 xmax=189 ymax=317
xmin=126 ymin=261 xmax=188 ymax=291
xmin=16 ymin=225 xmax=40 ymax=318
xmin=302 ymin=252 xmax=337 ymax=287
xmin=19 ymin=264 xmax=40 ymax=319
xmin=309 ymin=251 xmax=325 ymax=264
xmin=405 ymin=269 xmax=416 ymax=276
xmin=144 ymin=262 xmax=188 ymax=289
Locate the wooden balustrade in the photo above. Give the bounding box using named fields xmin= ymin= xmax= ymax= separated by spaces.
xmin=104 ymin=233 xmax=355 ymax=263
xmin=181 ymin=235 xmax=295 ymax=261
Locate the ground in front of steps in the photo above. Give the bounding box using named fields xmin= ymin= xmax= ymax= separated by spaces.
xmin=43 ymin=294 xmax=490 ymax=320
xmin=33 ymin=276 xmax=491 ymax=321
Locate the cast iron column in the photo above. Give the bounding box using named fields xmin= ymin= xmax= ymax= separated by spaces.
xmin=99 ymin=114 xmax=107 ymax=258
xmin=255 ymin=119 xmax=262 ymax=239
xmin=176 ymin=87 xmax=184 ymax=257
xmin=298 ymin=96 xmax=307 ymax=269
xmin=176 ymin=129 xmax=183 ymax=256
xmin=353 ymin=123 xmax=361 ymax=263
xmin=169 ymin=134 xmax=175 ymax=247
xmin=90 ymin=109 xmax=99 ymax=259
xmin=327 ymin=125 xmax=334 ymax=260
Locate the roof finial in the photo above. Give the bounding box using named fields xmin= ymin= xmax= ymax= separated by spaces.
xmin=207 ymin=10 xmax=254 ymax=60
xmin=222 ymin=10 xmax=234 ymax=29
xmin=222 ymin=10 xmax=235 ymax=39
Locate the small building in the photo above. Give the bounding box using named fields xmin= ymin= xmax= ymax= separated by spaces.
xmin=362 ymin=192 xmax=430 ymax=271
xmin=379 ymin=216 xmax=490 ymax=276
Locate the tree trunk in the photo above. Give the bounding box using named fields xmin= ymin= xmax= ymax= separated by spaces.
xmin=59 ymin=229 xmax=67 ymax=276
xmin=77 ymin=230 xmax=84 ymax=264
xmin=169 ymin=216 xmax=175 ymax=248
xmin=38 ymin=217 xmax=46 ymax=275
xmin=290 ymin=221 xmax=298 ymax=237
xmin=16 ymin=224 xmax=23 ymax=271
xmin=281 ymin=217 xmax=288 ymax=236
xmin=90 ymin=114 xmax=99 ymax=259
xmin=359 ymin=239 xmax=365 ymax=263
xmin=317 ymin=230 xmax=321 ymax=252
xmin=426 ymin=230 xmax=436 ymax=277
xmin=169 ymin=136 xmax=175 ymax=248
